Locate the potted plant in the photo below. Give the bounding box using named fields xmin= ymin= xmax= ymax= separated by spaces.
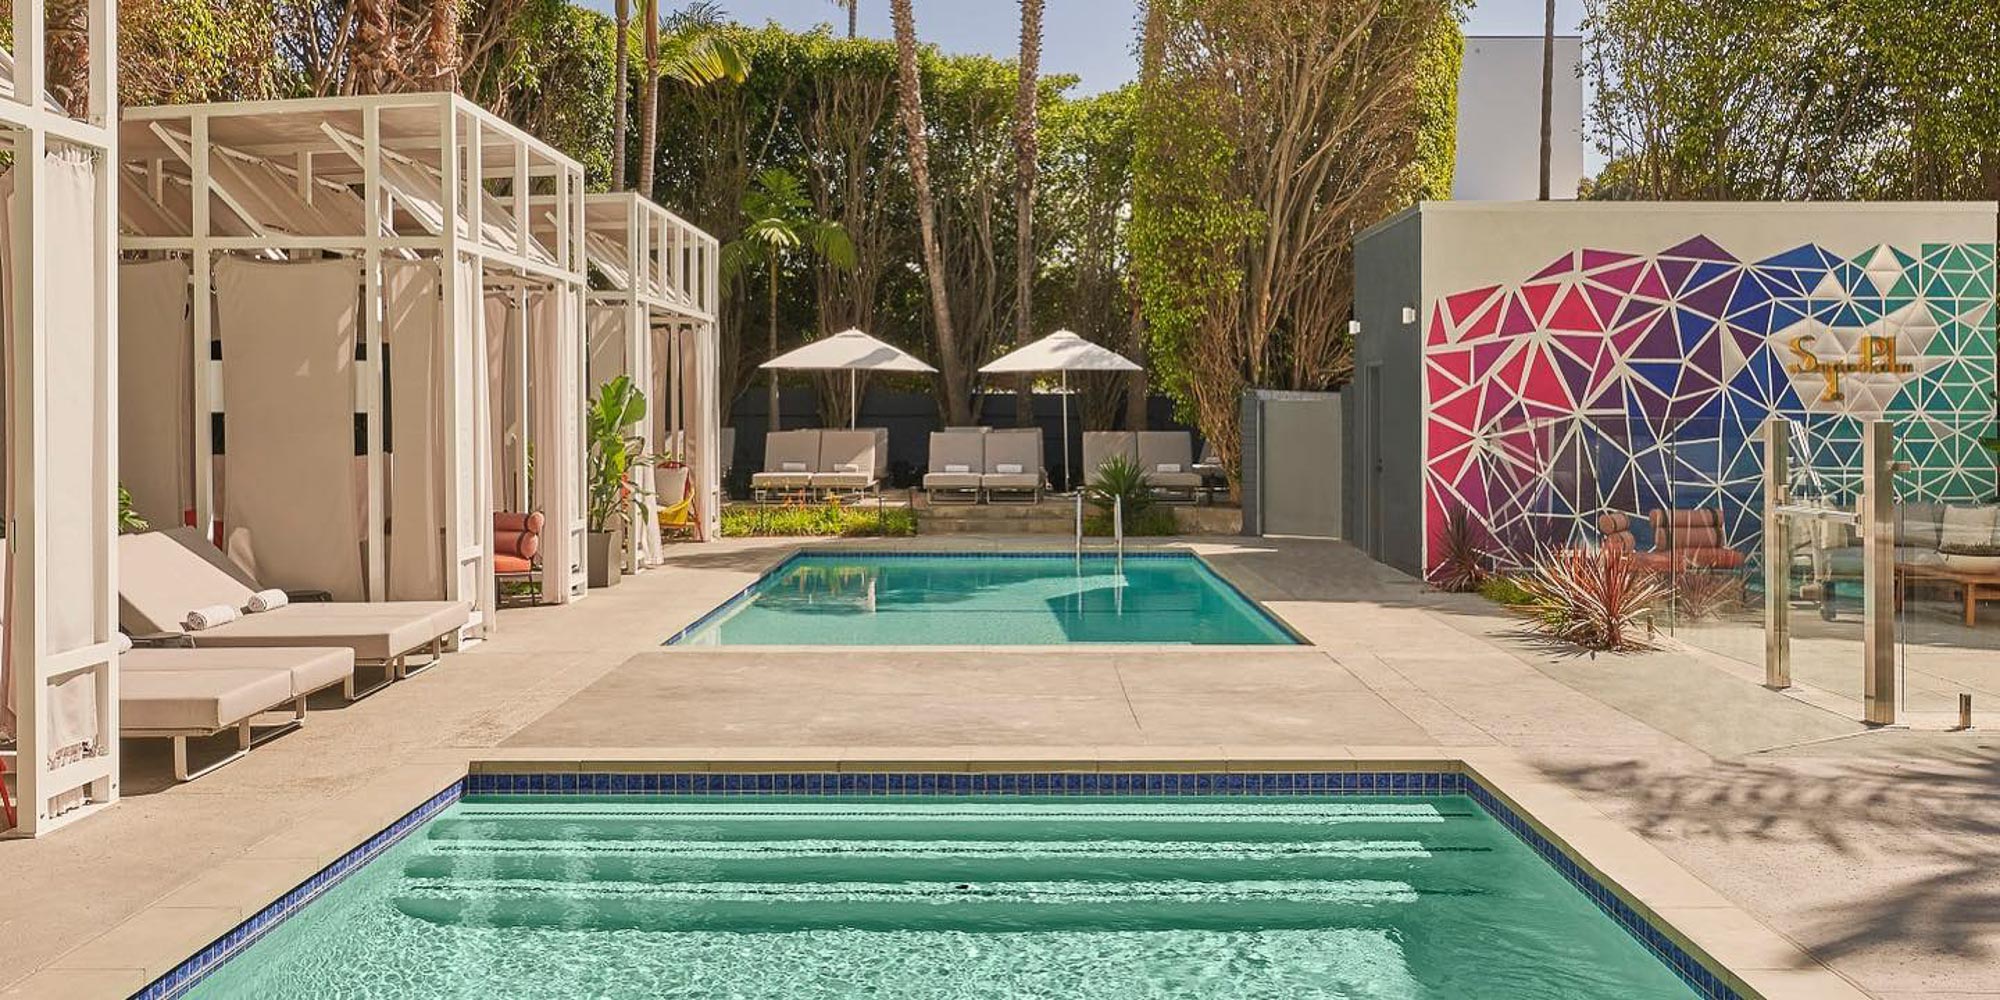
xmin=586 ymin=375 xmax=650 ymax=588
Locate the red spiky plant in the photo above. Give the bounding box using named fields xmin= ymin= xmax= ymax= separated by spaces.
xmin=1517 ymin=546 xmax=1670 ymax=651
xmin=1428 ymin=506 xmax=1490 ymax=592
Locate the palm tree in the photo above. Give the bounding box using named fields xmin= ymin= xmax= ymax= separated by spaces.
xmin=830 ymin=0 xmax=858 ymax=38
xmin=613 ymin=0 xmax=631 ymax=189
xmin=890 ymin=0 xmax=970 ymax=425
xmin=1011 ymin=0 xmax=1043 ymax=427
xmin=1539 ymin=0 xmax=1555 ymax=200
xmin=724 ymin=168 xmax=858 ymax=430
xmin=636 ymin=2 xmax=750 ymax=195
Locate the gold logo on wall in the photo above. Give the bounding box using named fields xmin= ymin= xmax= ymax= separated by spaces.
xmin=1787 ymin=335 xmax=1913 ymax=403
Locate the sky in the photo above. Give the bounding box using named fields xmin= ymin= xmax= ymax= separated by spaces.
xmin=585 ymin=0 xmax=1599 ymax=165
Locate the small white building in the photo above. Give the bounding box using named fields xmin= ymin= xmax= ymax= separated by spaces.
xmin=1453 ymin=35 xmax=1584 ymax=201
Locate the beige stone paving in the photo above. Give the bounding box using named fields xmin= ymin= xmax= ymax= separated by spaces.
xmin=0 ymin=533 xmax=1994 ymax=998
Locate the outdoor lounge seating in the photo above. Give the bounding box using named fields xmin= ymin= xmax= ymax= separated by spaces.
xmin=981 ymin=429 xmax=1045 ymax=503
xmin=924 ymin=430 xmax=986 ymax=503
xmin=1597 ymin=509 xmax=1746 ymax=571
xmin=751 ymin=429 xmax=820 ymax=502
xmin=1137 ymin=431 xmax=1203 ymax=504
xmin=121 ymin=646 xmax=356 ymax=780
xmin=493 ymin=511 xmax=543 ymax=603
xmin=117 ymin=529 xmax=469 ymax=696
xmin=811 ymin=428 xmax=888 ymax=499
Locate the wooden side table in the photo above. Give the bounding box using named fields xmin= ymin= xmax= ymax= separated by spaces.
xmin=1897 ymin=563 xmax=2000 ymax=627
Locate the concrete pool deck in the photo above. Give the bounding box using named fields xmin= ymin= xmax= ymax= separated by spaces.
xmin=1 ymin=535 xmax=1995 ymax=998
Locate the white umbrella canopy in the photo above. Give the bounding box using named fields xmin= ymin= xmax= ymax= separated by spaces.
xmin=761 ymin=328 xmax=936 ymax=427
xmin=980 ymin=330 xmax=1141 ymax=490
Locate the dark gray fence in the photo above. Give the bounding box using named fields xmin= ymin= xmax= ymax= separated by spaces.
xmin=726 ymin=388 xmax=1199 ymax=492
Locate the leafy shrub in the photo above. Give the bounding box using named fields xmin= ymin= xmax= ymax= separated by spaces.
xmin=721 ymin=503 xmax=916 ymax=538
xmin=1088 ymin=454 xmax=1152 ymax=520
xmin=1083 ymin=507 xmax=1179 ymax=537
xmin=1477 ymin=574 xmax=1534 ymax=606
xmin=1516 ymin=547 xmax=1669 ymax=652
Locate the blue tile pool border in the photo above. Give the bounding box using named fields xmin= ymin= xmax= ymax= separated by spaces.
xmin=134 ymin=778 xmax=463 ymax=1000
xmin=662 ymin=548 xmax=1306 ymax=646
xmin=140 ymin=768 xmax=1742 ymax=1000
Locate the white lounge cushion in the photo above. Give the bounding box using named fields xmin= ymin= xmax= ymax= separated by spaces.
xmin=944 ymin=463 xmax=970 ymax=474
xmin=1156 ymin=463 xmax=1182 ymax=474
xmin=994 ymin=463 xmax=1023 ymax=474
xmin=781 ymin=460 xmax=808 ymax=473
xmin=1941 ymin=505 xmax=1998 ymax=549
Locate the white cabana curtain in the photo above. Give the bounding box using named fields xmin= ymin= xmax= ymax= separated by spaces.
xmin=118 ymin=258 xmax=194 ymax=530
xmin=485 ymin=291 xmax=523 ymax=512
xmin=0 ymin=150 xmax=106 ymax=797
xmin=585 ymin=303 xmax=623 ymax=397
xmin=216 ymin=257 xmax=367 ymax=600
xmin=386 ymin=259 xmax=446 ymax=600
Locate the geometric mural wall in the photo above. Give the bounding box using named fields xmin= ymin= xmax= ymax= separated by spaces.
xmin=1422 ymin=237 xmax=1997 ymax=571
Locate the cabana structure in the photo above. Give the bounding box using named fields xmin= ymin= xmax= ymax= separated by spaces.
xmin=0 ymin=0 xmax=122 ymax=835
xmin=539 ymin=192 xmax=720 ymax=564
xmin=116 ymin=94 xmax=591 ymax=634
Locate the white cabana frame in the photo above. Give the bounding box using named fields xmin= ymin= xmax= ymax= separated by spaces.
xmin=1 ymin=0 xmax=121 ymax=836
xmin=538 ymin=192 xmax=720 ymax=564
xmin=118 ymin=93 xmax=591 ymax=634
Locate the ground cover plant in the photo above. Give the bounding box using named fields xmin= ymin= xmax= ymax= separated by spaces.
xmin=721 ymin=503 xmax=916 ymax=538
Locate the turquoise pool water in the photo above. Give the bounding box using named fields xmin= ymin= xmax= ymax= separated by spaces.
xmin=672 ymin=553 xmax=1298 ymax=645
xmin=186 ymin=794 xmax=1695 ymax=999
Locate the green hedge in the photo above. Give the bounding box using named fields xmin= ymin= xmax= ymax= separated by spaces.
xmin=721 ymin=504 xmax=917 ymax=538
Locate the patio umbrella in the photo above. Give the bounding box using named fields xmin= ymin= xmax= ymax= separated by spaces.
xmin=760 ymin=328 xmax=937 ymax=428
xmin=980 ymin=329 xmax=1140 ymax=491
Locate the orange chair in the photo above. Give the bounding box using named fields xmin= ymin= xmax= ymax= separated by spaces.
xmin=494 ymin=511 xmax=543 ymax=600
xmin=1649 ymin=508 xmax=1746 ymax=570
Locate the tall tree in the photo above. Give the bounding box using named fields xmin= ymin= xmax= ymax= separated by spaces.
xmin=613 ymin=0 xmax=631 ymax=189
xmin=1538 ymin=0 xmax=1554 ymax=199
xmin=1132 ymin=0 xmax=1462 ymax=494
xmin=1011 ymin=0 xmax=1043 ymax=427
xmin=638 ymin=3 xmax=749 ymax=196
xmin=724 ymin=168 xmax=858 ymax=431
xmin=891 ymin=0 xmax=971 ymax=425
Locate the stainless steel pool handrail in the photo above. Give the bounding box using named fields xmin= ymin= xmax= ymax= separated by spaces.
xmin=1074 ymin=492 xmax=1083 ymax=556
xmin=1114 ymin=494 xmax=1124 ymax=562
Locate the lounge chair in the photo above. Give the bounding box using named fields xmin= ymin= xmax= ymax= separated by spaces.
xmin=1137 ymin=431 xmax=1203 ymax=504
xmin=750 ymin=429 xmax=820 ymax=502
xmin=118 ymin=529 xmax=469 ymax=697
xmin=981 ymin=429 xmax=1044 ymax=504
xmin=1081 ymin=431 xmax=1137 ymax=487
xmin=923 ymin=430 xmax=985 ymax=504
xmin=493 ymin=511 xmax=542 ymax=604
xmin=121 ymin=646 xmax=356 ymax=780
xmin=811 ymin=428 xmax=886 ymax=499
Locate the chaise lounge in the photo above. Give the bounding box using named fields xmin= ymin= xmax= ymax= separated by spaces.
xmin=118 ymin=529 xmax=470 ymax=697
xmin=1137 ymin=431 xmax=1203 ymax=504
xmin=120 ymin=646 xmax=356 ymax=780
xmin=981 ymin=428 xmax=1045 ymax=504
xmin=750 ymin=429 xmax=819 ymax=503
xmin=923 ymin=430 xmax=986 ymax=504
xmin=811 ymin=428 xmax=888 ymax=500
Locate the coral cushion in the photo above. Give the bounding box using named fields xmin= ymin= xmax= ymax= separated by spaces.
xmin=493 ymin=554 xmax=534 ymax=575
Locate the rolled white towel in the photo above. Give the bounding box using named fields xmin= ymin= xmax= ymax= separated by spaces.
xmin=114 ymin=632 xmax=133 ymax=653
xmin=245 ymin=588 xmax=289 ymax=613
xmin=184 ymin=604 xmax=240 ymax=631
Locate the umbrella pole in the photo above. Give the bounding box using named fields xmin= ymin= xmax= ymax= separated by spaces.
xmin=1062 ymin=370 xmax=1072 ymax=493
xmin=849 ymin=369 xmax=857 ymax=429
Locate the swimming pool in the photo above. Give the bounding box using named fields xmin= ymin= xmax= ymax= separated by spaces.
xmin=177 ymin=781 xmax=1702 ymax=999
xmin=671 ymin=552 xmax=1299 ymax=646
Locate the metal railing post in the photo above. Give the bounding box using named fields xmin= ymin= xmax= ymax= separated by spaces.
xmin=1074 ymin=491 xmax=1083 ymax=557
xmin=1114 ymin=495 xmax=1124 ymax=560
xmin=1861 ymin=420 xmax=1896 ymax=726
xmin=1762 ymin=417 xmax=1791 ymax=689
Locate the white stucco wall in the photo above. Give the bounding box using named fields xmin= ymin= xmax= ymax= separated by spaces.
xmin=1453 ymin=35 xmax=1584 ymax=201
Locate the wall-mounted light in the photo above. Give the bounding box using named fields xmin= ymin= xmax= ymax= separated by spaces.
xmin=1347 ymin=320 xmax=1362 ymax=338
xmin=1400 ymin=306 xmax=1417 ymax=325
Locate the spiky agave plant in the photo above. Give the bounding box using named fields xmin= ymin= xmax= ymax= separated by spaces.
xmin=1428 ymin=507 xmax=1489 ymax=592
xmin=1517 ymin=546 xmax=1669 ymax=652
